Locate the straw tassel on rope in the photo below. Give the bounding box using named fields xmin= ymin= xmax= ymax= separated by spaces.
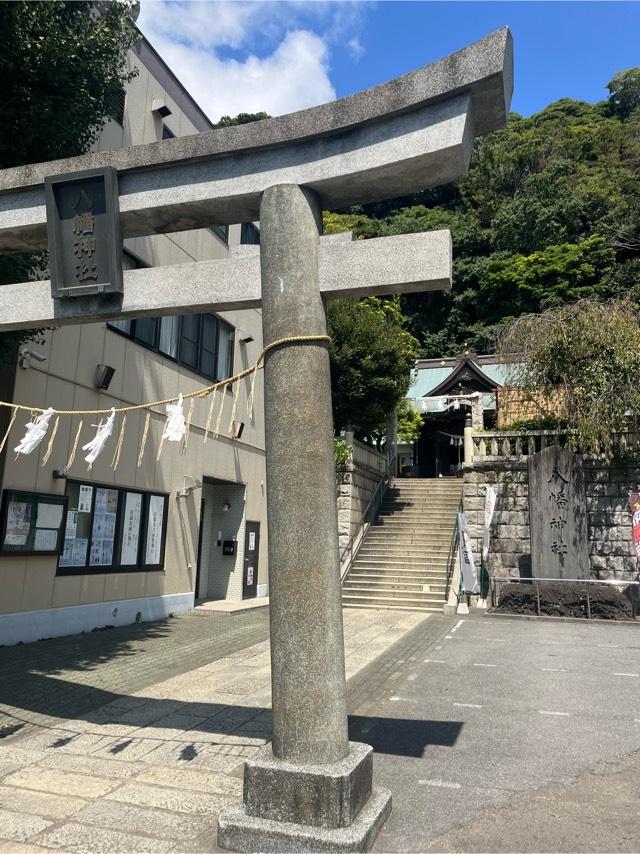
xmin=137 ymin=411 xmax=151 ymax=467
xmin=66 ymin=420 xmax=84 ymax=469
xmin=0 ymin=335 xmax=331 ymax=466
xmin=214 ymin=385 xmax=229 ymax=437
xmin=227 ymin=382 xmax=240 ymax=435
xmin=111 ymin=414 xmax=127 ymax=471
xmin=0 ymin=407 xmax=17 ymax=456
xmin=203 ymin=387 xmax=217 ymax=444
xmin=246 ymin=364 xmax=259 ymax=422
xmin=183 ymin=397 xmax=195 ymax=452
xmin=41 ymin=416 xmax=60 ymax=466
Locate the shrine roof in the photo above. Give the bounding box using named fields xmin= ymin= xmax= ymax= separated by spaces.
xmin=407 ymin=355 xmax=513 ymax=400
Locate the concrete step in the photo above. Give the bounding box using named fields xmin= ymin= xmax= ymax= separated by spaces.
xmin=366 ymin=533 xmax=453 ymax=545
xmin=353 ymin=555 xmax=449 ymax=565
xmin=353 ymin=555 xmax=450 ymax=566
xmin=347 ymin=571 xmax=447 ymax=583
xmin=376 ymin=520 xmax=457 ymax=527
xmin=384 ymin=494 xmax=461 ymax=501
xmin=342 ymin=593 xmax=444 ymax=610
xmin=378 ymin=506 xmax=456 ymax=525
xmin=384 ymin=499 xmax=460 ymax=504
xmin=380 ymin=501 xmax=460 ymax=508
xmin=371 ymin=527 xmax=454 ymax=538
xmin=387 ymin=486 xmax=462 ymax=493
xmin=354 ymin=551 xmax=450 ymax=563
xmin=353 ymin=554 xmax=448 ymax=569
xmin=342 ymin=602 xmax=443 ymax=613
xmin=388 ymin=483 xmax=462 ymax=490
xmin=343 ymin=580 xmax=446 ymax=594
xmin=353 ymin=555 xmax=447 ymax=572
xmin=342 ymin=584 xmax=445 ymax=601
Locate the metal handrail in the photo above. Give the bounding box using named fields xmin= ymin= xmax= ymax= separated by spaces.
xmin=489 ymin=575 xmax=640 ymax=619
xmin=339 ymin=455 xmax=392 ymax=581
xmin=444 ymin=497 xmax=462 ymax=600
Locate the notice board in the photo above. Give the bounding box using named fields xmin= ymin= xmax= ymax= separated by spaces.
xmin=0 ymin=490 xmax=68 ymax=556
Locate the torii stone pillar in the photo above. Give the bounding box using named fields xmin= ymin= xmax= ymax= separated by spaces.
xmin=0 ymin=27 xmax=513 ymax=853
xmin=260 ymin=185 xmax=347 ymax=763
xmin=219 ymin=185 xmax=393 ymax=851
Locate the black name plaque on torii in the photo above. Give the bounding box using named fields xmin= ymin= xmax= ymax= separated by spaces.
xmin=44 ymin=167 xmax=123 ymax=299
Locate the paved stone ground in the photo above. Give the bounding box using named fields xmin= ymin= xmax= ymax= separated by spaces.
xmin=361 ymin=613 xmax=640 ymax=853
xmin=0 ymin=607 xmax=431 ymax=852
xmin=2 ymin=609 xmax=638 ymax=852
xmin=0 ymin=610 xmax=271 ymax=733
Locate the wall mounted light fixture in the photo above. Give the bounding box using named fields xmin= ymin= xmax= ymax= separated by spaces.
xmin=95 ymin=364 xmax=116 ymax=390
xmin=151 ymin=97 xmax=172 ymax=118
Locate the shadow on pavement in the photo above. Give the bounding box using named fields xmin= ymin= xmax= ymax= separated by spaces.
xmin=0 ymin=666 xmax=463 ymax=761
xmin=350 ymin=715 xmax=463 ymax=757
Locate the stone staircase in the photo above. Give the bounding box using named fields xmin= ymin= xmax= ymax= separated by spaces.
xmin=342 ymin=478 xmax=462 ymax=612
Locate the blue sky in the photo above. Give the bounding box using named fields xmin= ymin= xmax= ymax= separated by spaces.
xmin=138 ymin=1 xmax=640 ymax=122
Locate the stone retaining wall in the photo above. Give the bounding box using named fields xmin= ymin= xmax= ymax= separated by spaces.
xmin=337 ymin=441 xmax=386 ymax=560
xmin=463 ymin=461 xmax=640 ymax=580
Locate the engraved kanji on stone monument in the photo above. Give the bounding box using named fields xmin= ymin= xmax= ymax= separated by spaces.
xmin=529 ymin=445 xmax=589 ymax=579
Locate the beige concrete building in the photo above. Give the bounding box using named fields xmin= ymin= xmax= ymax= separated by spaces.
xmin=0 ymin=35 xmax=267 ymax=645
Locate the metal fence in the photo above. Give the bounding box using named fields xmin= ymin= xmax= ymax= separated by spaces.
xmin=489 ymin=575 xmax=640 ymax=619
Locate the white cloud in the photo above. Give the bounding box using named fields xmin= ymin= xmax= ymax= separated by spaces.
xmin=347 ymin=36 xmax=364 ymax=61
xmin=137 ymin=1 xmax=367 ymax=121
xmin=145 ymin=27 xmax=336 ymax=120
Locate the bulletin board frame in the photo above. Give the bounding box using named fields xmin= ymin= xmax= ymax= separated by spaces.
xmin=0 ymin=489 xmax=68 ymax=556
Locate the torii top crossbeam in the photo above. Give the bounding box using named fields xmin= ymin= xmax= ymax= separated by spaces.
xmin=0 ymin=28 xmax=512 ymax=254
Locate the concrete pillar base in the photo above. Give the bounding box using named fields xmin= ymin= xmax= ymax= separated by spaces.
xmin=218 ymin=792 xmax=391 ymax=853
xmin=218 ymin=742 xmax=390 ymax=852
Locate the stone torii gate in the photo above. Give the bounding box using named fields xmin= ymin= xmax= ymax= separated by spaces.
xmin=0 ymin=28 xmax=512 ymax=852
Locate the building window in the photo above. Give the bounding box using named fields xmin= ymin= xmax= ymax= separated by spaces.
xmin=209 ymin=224 xmax=229 ymax=244
xmin=105 ymin=87 xmax=126 ymax=126
xmin=158 ymin=315 xmax=179 ymax=359
xmin=107 ymin=313 xmax=234 ymax=382
xmin=162 ymin=124 xmax=175 ymax=139
xmin=241 ymin=223 xmax=260 ymax=245
xmin=57 ymin=481 xmax=168 ymax=575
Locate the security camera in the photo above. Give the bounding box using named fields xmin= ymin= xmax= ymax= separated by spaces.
xmin=18 ymin=348 xmax=47 ymax=369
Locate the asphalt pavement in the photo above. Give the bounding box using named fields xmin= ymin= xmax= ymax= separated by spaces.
xmin=349 ymin=612 xmax=640 ymax=853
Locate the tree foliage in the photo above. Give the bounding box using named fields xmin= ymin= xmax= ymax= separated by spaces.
xmin=328 ymin=297 xmax=418 ymax=436
xmin=322 ymin=212 xmax=419 ymax=436
xmin=606 ymin=69 xmax=640 ymax=119
xmin=329 ymin=73 xmax=640 ymax=358
xmin=0 ymin=1 xmax=138 ymax=365
xmin=496 ymin=299 xmax=640 ymax=457
xmin=397 ymin=400 xmax=423 ymax=444
xmin=0 ymin=1 xmax=138 ymax=169
xmin=212 ymin=112 xmax=270 ymax=128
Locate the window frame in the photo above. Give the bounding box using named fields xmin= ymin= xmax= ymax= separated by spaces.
xmin=105 ymin=87 xmax=126 ymax=126
xmin=56 ymin=479 xmax=169 ymax=577
xmin=107 ymin=313 xmax=234 ymax=383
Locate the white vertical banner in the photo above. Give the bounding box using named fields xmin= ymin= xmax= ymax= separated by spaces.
xmin=458 ymin=512 xmax=479 ymax=593
xmin=483 ymin=486 xmax=497 ymax=563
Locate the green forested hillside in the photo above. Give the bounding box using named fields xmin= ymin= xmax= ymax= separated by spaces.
xmin=329 ymin=70 xmax=640 ymax=358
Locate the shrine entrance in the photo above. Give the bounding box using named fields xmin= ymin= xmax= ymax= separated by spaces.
xmin=0 ymin=27 xmax=513 ymax=852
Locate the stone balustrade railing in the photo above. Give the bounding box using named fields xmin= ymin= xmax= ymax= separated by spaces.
xmin=465 ymin=428 xmax=640 ymax=464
